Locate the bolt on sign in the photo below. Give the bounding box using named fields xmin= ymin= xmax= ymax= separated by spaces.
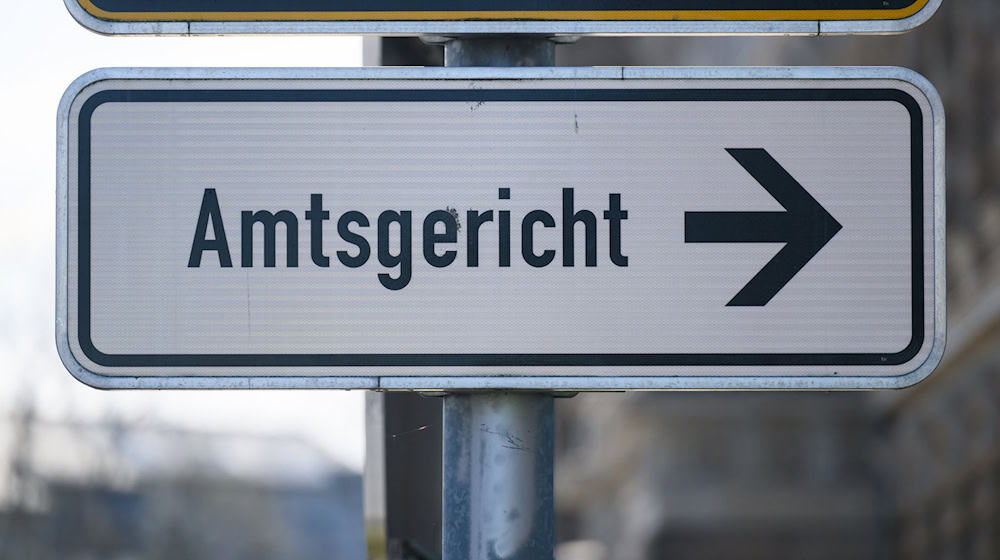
xmin=56 ymin=67 xmax=944 ymax=390
xmin=64 ymin=0 xmax=942 ymax=35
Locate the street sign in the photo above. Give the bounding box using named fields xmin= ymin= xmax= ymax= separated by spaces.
xmin=65 ymin=0 xmax=942 ymax=35
xmin=56 ymin=67 xmax=944 ymax=390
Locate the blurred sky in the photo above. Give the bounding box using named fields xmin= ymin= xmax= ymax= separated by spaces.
xmin=0 ymin=2 xmax=366 ymax=471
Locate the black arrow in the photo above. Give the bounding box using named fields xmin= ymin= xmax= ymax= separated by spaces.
xmin=684 ymin=148 xmax=842 ymax=307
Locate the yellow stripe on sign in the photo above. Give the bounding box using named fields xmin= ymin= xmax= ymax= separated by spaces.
xmin=78 ymin=0 xmax=930 ymax=22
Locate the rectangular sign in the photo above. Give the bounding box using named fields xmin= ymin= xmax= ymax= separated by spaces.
xmin=57 ymin=67 xmax=944 ymax=390
xmin=65 ymin=0 xmax=941 ymax=35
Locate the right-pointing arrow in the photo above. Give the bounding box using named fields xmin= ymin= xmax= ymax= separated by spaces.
xmin=684 ymin=148 xmax=843 ymax=307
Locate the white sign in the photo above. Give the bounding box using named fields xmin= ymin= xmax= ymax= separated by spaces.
xmin=56 ymin=67 xmax=944 ymax=390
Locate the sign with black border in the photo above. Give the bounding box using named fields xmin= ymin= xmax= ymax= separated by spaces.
xmin=56 ymin=67 xmax=945 ymax=390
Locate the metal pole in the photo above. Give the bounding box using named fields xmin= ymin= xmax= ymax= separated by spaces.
xmin=434 ymin=35 xmax=560 ymax=560
xmin=443 ymin=393 xmax=555 ymax=560
xmin=439 ymin=36 xmax=557 ymax=67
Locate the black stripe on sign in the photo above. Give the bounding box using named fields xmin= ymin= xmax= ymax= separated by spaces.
xmin=75 ymin=87 xmax=925 ymax=368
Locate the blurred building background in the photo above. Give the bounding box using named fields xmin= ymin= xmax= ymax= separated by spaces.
xmin=0 ymin=3 xmax=372 ymax=558
xmin=0 ymin=0 xmax=996 ymax=558
xmin=0 ymin=4 xmax=372 ymax=559
xmin=556 ymin=2 xmax=1000 ymax=558
xmin=375 ymin=1 xmax=1000 ymax=558
xmin=0 ymin=407 xmax=364 ymax=559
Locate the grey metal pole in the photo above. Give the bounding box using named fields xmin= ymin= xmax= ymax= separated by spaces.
xmin=435 ymin=35 xmax=560 ymax=560
xmin=442 ymin=393 xmax=555 ymax=560
xmin=440 ymin=36 xmax=557 ymax=67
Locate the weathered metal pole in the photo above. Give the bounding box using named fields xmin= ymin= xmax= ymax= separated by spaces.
xmin=442 ymin=393 xmax=555 ymax=560
xmin=441 ymin=36 xmax=557 ymax=67
xmin=437 ymin=35 xmax=558 ymax=560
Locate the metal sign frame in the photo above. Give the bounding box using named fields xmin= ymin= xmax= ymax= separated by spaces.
xmin=64 ymin=0 xmax=942 ymax=36
xmin=56 ymin=66 xmax=945 ymax=391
